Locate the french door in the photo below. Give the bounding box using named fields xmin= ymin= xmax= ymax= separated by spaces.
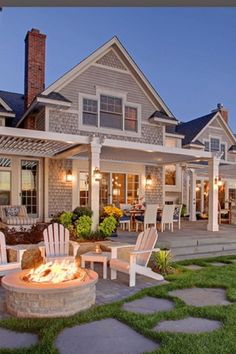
xmin=21 ymin=160 xmax=39 ymax=217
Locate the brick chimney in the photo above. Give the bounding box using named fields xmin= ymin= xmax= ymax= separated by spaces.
xmin=216 ymin=103 xmax=229 ymax=124
xmin=24 ymin=29 xmax=46 ymax=110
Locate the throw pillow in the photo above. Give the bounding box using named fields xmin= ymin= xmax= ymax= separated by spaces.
xmin=4 ymin=207 xmax=20 ymax=217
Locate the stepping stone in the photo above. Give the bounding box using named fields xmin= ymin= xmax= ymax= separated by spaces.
xmin=153 ymin=317 xmax=221 ymax=333
xmin=122 ymin=296 xmax=174 ymax=314
xmin=55 ymin=318 xmax=159 ymax=354
xmin=0 ymin=328 xmax=38 ymax=349
xmin=169 ymin=288 xmax=231 ymax=307
xmin=183 ymin=265 xmax=202 ymax=270
xmin=231 ymin=259 xmax=236 ymax=263
xmin=209 ymin=262 xmax=226 ymax=267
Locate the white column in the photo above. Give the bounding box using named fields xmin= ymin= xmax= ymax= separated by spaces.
xmin=186 ymin=173 xmax=190 ymax=215
xmin=89 ymin=142 xmax=101 ymax=231
xmin=207 ymin=157 xmax=219 ymax=232
xmin=43 ymin=157 xmax=49 ymax=221
xmin=189 ymin=169 xmax=196 ymax=221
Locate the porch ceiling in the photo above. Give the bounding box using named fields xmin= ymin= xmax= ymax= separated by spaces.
xmin=76 ymin=145 xmax=209 ymax=165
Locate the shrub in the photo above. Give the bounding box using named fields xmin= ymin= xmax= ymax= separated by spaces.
xmin=98 ymin=216 xmax=117 ymax=238
xmin=152 ymin=250 xmax=173 ymax=275
xmin=73 ymin=207 xmax=93 ymax=218
xmin=76 ymin=215 xmax=92 ymax=238
xmin=57 ymin=211 xmax=73 ymax=228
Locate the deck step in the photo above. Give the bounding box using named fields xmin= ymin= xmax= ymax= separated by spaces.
xmin=174 ymin=249 xmax=236 ymax=261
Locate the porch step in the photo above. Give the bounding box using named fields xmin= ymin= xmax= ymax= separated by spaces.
xmin=159 ymin=240 xmax=236 ymax=261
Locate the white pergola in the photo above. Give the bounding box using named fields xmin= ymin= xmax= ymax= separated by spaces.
xmin=0 ymin=127 xmax=220 ymax=231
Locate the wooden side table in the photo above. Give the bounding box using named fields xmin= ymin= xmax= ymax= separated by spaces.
xmin=81 ymin=251 xmax=111 ymax=279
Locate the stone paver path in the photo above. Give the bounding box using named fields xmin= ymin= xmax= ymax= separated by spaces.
xmin=153 ymin=317 xmax=221 ymax=333
xmin=169 ymin=287 xmax=231 ymax=307
xmin=0 ymin=328 xmax=38 ymax=349
xmin=183 ymin=265 xmax=203 ymax=270
xmin=209 ymin=262 xmax=227 ymax=267
xmin=122 ymin=296 xmax=174 ymax=314
xmin=55 ymin=318 xmax=159 ymax=354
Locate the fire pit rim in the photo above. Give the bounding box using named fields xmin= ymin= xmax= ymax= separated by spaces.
xmin=2 ymin=269 xmax=98 ymax=293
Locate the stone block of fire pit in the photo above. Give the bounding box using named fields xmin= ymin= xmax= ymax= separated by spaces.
xmin=1 ymin=264 xmax=98 ymax=318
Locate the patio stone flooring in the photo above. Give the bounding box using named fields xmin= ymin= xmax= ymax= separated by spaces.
xmin=122 ymin=296 xmax=174 ymax=314
xmin=169 ymin=287 xmax=232 ymax=307
xmin=182 ymin=265 xmax=203 ymax=270
xmin=55 ymin=318 xmax=159 ymax=354
xmin=95 ymin=264 xmax=167 ymax=304
xmin=153 ymin=317 xmax=221 ymax=333
xmin=0 ymin=328 xmax=38 ymax=349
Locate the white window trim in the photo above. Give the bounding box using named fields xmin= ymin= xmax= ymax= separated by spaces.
xmin=78 ymin=88 xmax=141 ymax=137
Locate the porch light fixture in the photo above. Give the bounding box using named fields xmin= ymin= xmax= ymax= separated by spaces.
xmin=217 ymin=177 xmax=224 ymax=187
xmin=66 ymin=169 xmax=73 ymax=182
xmin=146 ymin=175 xmax=152 ymax=187
xmin=215 ymin=177 xmax=223 ymax=187
xmin=93 ymin=167 xmax=102 ymax=181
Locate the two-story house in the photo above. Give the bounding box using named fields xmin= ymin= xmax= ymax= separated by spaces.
xmin=0 ymin=28 xmax=233 ymax=231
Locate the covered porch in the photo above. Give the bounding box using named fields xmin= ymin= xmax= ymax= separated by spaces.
xmin=0 ymin=126 xmax=222 ymax=232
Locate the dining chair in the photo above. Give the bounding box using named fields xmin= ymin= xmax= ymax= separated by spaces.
xmin=135 ymin=204 xmax=158 ymax=231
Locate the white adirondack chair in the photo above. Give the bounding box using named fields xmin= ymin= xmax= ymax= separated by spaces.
xmin=110 ymin=227 xmax=164 ymax=287
xmin=160 ymin=204 xmax=176 ymax=232
xmin=43 ymin=223 xmax=79 ymax=261
xmin=135 ymin=204 xmax=158 ymax=232
xmin=0 ymin=231 xmax=21 ymax=276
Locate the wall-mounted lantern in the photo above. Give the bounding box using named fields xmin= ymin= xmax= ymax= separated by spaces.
xmin=146 ymin=174 xmax=152 ymax=187
xmin=93 ymin=167 xmax=102 ymax=181
xmin=66 ymin=169 xmax=73 ymax=182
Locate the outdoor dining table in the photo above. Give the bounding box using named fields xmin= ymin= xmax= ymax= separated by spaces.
xmin=128 ymin=209 xmax=145 ymax=231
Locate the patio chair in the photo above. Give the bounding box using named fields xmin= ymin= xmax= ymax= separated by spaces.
xmin=159 ymin=204 xmax=176 ymax=232
xmin=135 ymin=204 xmax=158 ymax=232
xmin=0 ymin=205 xmax=37 ymax=229
xmin=0 ymin=231 xmax=21 ymax=276
xmin=218 ymin=202 xmax=231 ymax=224
xmin=42 ymin=223 xmax=80 ymax=261
xmin=119 ymin=203 xmax=131 ymax=231
xmin=110 ymin=227 xmax=163 ymax=287
xmin=173 ymin=204 xmax=183 ymax=230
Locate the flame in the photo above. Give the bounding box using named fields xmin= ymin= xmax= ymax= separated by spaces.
xmin=24 ymin=260 xmax=87 ymax=284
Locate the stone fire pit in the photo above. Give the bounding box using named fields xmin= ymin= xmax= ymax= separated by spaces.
xmin=2 ymin=268 xmax=98 ymax=318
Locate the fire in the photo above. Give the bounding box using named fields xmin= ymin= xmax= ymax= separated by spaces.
xmin=23 ymin=260 xmax=87 ymax=284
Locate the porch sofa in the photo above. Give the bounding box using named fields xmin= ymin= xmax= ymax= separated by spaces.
xmin=0 ymin=205 xmax=36 ymax=228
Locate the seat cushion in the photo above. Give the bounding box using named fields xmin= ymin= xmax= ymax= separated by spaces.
xmin=110 ymin=258 xmax=130 ymax=273
xmin=5 ymin=216 xmax=36 ymax=225
xmin=120 ymin=215 xmax=131 ymax=221
xmin=135 ymin=215 xmax=144 ymax=222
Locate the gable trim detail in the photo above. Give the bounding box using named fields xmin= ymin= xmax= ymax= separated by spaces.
xmin=43 ymin=37 xmax=174 ymax=118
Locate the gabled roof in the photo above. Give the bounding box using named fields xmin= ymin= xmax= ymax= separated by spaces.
xmin=174 ymin=112 xmax=217 ymax=145
xmin=149 ymin=110 xmax=177 ymax=124
xmin=43 ymin=36 xmax=174 ymax=119
xmin=0 ymin=90 xmax=24 ymax=127
xmin=38 ymin=92 xmax=71 ymax=103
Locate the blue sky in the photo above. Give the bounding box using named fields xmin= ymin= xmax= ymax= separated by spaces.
xmin=0 ymin=8 xmax=236 ymax=131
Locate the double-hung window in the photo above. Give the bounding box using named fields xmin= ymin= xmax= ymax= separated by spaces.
xmin=210 ymin=138 xmax=220 ymax=152
xmin=100 ymin=95 xmax=123 ymax=129
xmin=82 ymin=99 xmax=98 ymax=126
xmin=125 ymin=106 xmax=138 ymax=132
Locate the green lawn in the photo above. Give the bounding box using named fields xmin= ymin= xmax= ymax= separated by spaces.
xmin=1 ymin=255 xmax=236 ymax=354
